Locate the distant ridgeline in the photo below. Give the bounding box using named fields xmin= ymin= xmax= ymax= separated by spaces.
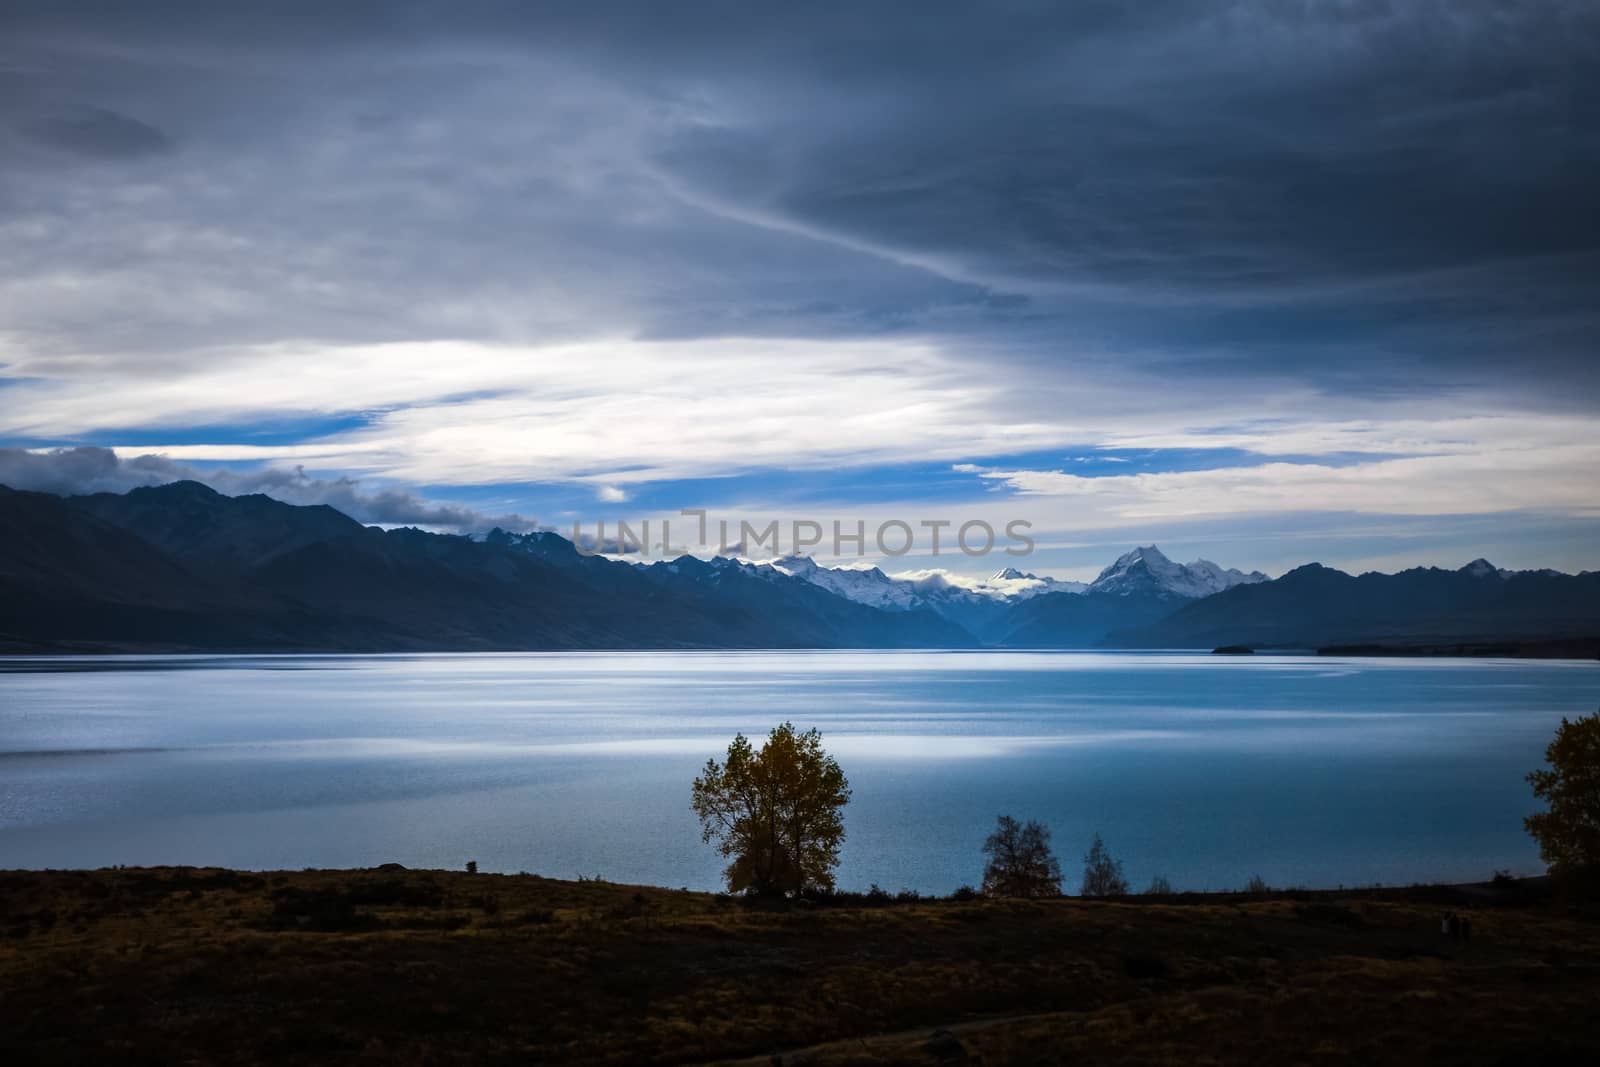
xmin=2 ymin=481 xmax=1597 ymax=654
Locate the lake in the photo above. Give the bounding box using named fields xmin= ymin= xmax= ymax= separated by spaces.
xmin=1 ymin=651 xmax=1594 ymax=893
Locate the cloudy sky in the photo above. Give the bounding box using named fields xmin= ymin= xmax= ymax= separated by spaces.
xmin=1 ymin=1 xmax=1596 ymax=579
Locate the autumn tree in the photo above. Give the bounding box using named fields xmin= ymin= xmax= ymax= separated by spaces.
xmin=691 ymin=723 xmax=850 ymax=895
xmin=981 ymin=815 xmax=1062 ymax=897
xmin=1525 ymin=710 xmax=1600 ymax=884
xmin=1080 ymin=833 xmax=1129 ymax=897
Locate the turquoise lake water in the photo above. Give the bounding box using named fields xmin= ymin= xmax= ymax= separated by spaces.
xmin=1 ymin=651 xmax=1594 ymax=892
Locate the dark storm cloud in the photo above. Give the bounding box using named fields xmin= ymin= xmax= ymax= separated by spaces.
xmin=0 ymin=448 xmax=540 ymax=534
xmin=637 ymin=1 xmax=1600 ymax=393
xmin=25 ymin=108 xmax=172 ymax=159
xmin=0 ymin=0 xmax=1596 ymax=406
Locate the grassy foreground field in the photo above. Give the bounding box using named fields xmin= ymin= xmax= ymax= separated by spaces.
xmin=3 ymin=867 xmax=1597 ymax=1065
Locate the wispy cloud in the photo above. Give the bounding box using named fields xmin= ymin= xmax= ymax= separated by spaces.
xmin=957 ymin=434 xmax=1600 ymax=520
xmin=1 ymin=338 xmax=1077 ymax=484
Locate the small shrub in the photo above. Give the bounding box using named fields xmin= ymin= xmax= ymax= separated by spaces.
xmin=1144 ymin=875 xmax=1173 ymax=896
xmin=797 ymin=885 xmax=918 ymax=908
xmin=1245 ymin=874 xmax=1271 ymax=896
xmin=950 ymin=885 xmax=980 ymax=902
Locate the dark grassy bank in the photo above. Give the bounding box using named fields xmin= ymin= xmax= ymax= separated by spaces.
xmin=3 ymin=867 xmax=1597 ymax=1065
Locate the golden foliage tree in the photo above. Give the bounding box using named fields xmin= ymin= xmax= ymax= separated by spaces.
xmin=692 ymin=723 xmax=851 ymax=895
xmin=1525 ymin=710 xmax=1600 ymax=879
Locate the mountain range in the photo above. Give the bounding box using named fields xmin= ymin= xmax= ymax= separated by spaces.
xmin=1 ymin=481 xmax=1596 ymax=654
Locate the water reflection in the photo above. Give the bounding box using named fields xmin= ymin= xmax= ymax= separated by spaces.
xmin=0 ymin=651 xmax=1593 ymax=892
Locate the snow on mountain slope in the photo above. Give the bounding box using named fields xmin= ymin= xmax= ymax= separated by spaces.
xmin=764 ymin=556 xmax=1089 ymax=614
xmin=1456 ymin=558 xmax=1546 ymax=580
xmin=1088 ymin=545 xmax=1268 ymax=599
xmin=768 ymin=555 xmax=924 ymax=611
xmin=980 ymin=567 xmax=1090 ymax=600
xmin=669 ymin=545 xmax=1262 ymax=619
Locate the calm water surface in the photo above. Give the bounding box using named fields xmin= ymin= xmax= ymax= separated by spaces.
xmin=1 ymin=651 xmax=1594 ymax=892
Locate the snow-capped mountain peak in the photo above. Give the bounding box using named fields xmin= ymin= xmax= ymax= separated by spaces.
xmin=974 ymin=568 xmax=1089 ymax=599
xmin=1460 ymin=558 xmax=1506 ymax=579
xmin=1090 ymin=545 xmax=1267 ymax=599
xmin=1111 ymin=545 xmax=1170 ymax=568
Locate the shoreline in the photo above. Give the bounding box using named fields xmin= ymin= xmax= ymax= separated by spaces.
xmin=5 ymin=645 xmax=1600 ymax=661
xmin=0 ymin=863 xmax=1554 ymax=900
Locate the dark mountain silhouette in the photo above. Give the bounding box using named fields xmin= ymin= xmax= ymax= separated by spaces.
xmin=72 ymin=481 xmax=363 ymax=573
xmin=1106 ymin=560 xmax=1600 ymax=650
xmin=3 ymin=481 xmax=1596 ymax=653
xmin=0 ymin=484 xmax=393 ymax=651
xmin=988 ymin=589 xmax=1187 ymax=647
xmin=0 ymin=482 xmax=971 ymax=652
xmin=632 ymin=553 xmax=968 ymax=648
